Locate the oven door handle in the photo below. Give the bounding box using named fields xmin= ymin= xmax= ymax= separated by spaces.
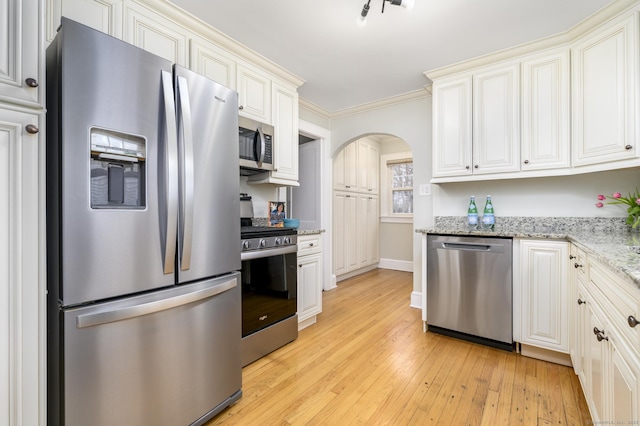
xmin=241 ymin=244 xmax=297 ymax=261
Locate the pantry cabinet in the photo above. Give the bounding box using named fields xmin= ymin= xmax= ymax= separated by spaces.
xmin=519 ymin=240 xmax=569 ymax=353
xmin=572 ymin=14 xmax=638 ymax=167
xmin=333 ymin=142 xmax=359 ymax=191
xmin=297 ymin=234 xmax=323 ymax=329
xmin=333 ymin=192 xmax=358 ymax=276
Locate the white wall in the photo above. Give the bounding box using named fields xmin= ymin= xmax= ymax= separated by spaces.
xmin=433 ymin=168 xmax=640 ymax=218
xmin=329 ymin=95 xmax=432 ymax=295
xmin=240 ymin=178 xmax=280 ymax=218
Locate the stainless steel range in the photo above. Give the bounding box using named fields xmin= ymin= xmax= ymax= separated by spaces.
xmin=240 ymin=195 xmax=298 ymax=366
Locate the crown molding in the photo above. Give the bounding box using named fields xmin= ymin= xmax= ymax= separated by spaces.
xmin=425 ymin=0 xmax=640 ymax=80
xmin=300 ymin=87 xmax=431 ymax=120
xmin=139 ymin=0 xmax=305 ymax=88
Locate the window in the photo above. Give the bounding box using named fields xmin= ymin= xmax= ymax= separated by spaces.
xmin=380 ymin=152 xmax=413 ymax=223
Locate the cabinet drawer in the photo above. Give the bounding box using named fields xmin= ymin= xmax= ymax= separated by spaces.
xmin=588 ymin=258 xmax=640 ymax=348
xmin=298 ymin=235 xmax=322 ymax=255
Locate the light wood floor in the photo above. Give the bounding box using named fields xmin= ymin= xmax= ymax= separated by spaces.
xmin=207 ymin=269 xmax=591 ymax=425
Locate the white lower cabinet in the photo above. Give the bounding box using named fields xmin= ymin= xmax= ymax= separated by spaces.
xmin=573 ymin=251 xmax=640 ymax=424
xmin=297 ymin=234 xmax=323 ymax=329
xmin=519 ymin=240 xmax=569 ymax=353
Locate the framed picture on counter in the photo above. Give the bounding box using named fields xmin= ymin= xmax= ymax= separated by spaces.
xmin=268 ymin=201 xmax=285 ymax=227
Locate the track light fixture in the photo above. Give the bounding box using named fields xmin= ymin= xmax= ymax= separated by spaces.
xmin=357 ymin=0 xmax=415 ymax=26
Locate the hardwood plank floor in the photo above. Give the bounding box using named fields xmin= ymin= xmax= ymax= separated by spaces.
xmin=206 ymin=269 xmax=591 ymax=425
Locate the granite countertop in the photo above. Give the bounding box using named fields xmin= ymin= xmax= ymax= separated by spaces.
xmin=416 ymin=216 xmax=640 ymax=289
xmin=297 ymin=228 xmax=325 ymax=235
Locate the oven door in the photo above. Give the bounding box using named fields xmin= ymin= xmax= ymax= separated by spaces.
xmin=241 ymin=245 xmax=297 ymax=337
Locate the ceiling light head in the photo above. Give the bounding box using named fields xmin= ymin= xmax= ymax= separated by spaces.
xmin=358 ymin=1 xmax=370 ymax=26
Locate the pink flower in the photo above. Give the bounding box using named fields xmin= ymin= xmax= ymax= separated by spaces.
xmin=596 ymin=202 xmax=604 ymax=208
xmin=597 ymin=194 xmax=606 ymax=200
xmin=636 ymin=199 xmax=640 ymax=205
xmin=613 ymin=192 xmax=622 ymax=198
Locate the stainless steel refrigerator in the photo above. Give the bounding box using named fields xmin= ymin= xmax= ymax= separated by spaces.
xmin=46 ymin=18 xmax=242 ymax=426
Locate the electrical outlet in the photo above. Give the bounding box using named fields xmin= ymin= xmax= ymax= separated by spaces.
xmin=419 ymin=183 xmax=430 ymax=196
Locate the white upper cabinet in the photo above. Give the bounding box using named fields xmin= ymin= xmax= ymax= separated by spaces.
xmin=123 ymin=1 xmax=188 ymax=66
xmin=59 ymin=0 xmax=123 ymax=38
xmin=521 ymin=49 xmax=570 ymax=170
xmin=432 ymin=61 xmax=520 ymax=179
xmin=0 ymin=0 xmax=42 ymax=107
xmin=189 ymin=35 xmax=236 ymax=89
xmin=237 ymin=62 xmax=272 ymax=124
xmin=358 ymin=140 xmax=380 ymax=194
xmin=432 ymin=75 xmax=472 ymax=177
xmin=333 ymin=142 xmax=359 ymax=191
xmin=472 ymin=62 xmax=520 ymax=174
xmin=572 ymin=14 xmax=638 ymax=167
xmin=270 ymin=82 xmax=298 ymax=182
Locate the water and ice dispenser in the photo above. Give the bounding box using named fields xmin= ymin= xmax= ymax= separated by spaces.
xmin=90 ymin=128 xmax=146 ymax=209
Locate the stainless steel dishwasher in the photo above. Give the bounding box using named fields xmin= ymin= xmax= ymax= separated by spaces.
xmin=426 ymin=234 xmax=513 ymax=350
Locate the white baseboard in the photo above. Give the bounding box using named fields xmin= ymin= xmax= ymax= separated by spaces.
xmin=378 ymin=258 xmax=413 ymax=272
xmin=410 ymin=291 xmax=422 ymax=310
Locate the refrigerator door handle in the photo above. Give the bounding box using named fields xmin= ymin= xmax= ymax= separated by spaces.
xmin=76 ymin=277 xmax=237 ymax=328
xmin=161 ymin=70 xmax=179 ymax=275
xmin=177 ymin=75 xmax=194 ymax=271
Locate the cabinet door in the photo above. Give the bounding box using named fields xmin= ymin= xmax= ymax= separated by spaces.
xmin=59 ymin=0 xmax=123 ymax=39
xmin=572 ymin=14 xmax=638 ymax=166
xmin=473 ymin=63 xmax=520 ymax=174
xmin=358 ymin=141 xmax=379 ymax=194
xmin=271 ymin=82 xmax=298 ymax=182
xmin=0 ymin=108 xmax=41 ymax=425
xmin=356 ymin=194 xmax=369 ymax=269
xmin=520 ymin=240 xmax=569 ymax=352
xmin=576 ymin=283 xmax=590 ymax=393
xmin=587 ymin=300 xmax=608 ymax=423
xmin=333 ymin=192 xmax=358 ymax=275
xmin=297 ymin=253 xmax=322 ymax=322
xmin=521 ymin=49 xmax=570 ymax=170
xmin=432 ymin=76 xmax=472 ymax=177
xmin=124 ymin=1 xmax=188 ymax=66
xmin=610 ymin=334 xmax=640 ymax=424
xmin=237 ymin=63 xmax=271 ymax=123
xmin=189 ymin=36 xmax=236 ymax=89
xmin=333 ymin=142 xmax=358 ymax=191
xmin=0 ymin=0 xmax=41 ymax=107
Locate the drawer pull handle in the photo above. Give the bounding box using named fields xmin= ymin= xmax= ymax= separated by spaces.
xmin=574 ymin=262 xmax=583 ymax=269
xmin=625 ymin=144 xmax=633 ymax=150
xmin=25 ymin=78 xmax=39 ymax=87
xmin=629 ymin=315 xmax=639 ymax=328
xmin=309 ymin=243 xmax=314 ymax=247
xmin=569 ymin=255 xmax=576 ymax=260
xmin=593 ymin=327 xmax=609 ymax=342
xmin=577 ymin=299 xmax=585 ymax=305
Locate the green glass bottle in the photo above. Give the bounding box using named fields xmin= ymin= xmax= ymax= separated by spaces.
xmin=467 ymin=195 xmax=478 ymax=229
xmin=483 ymin=195 xmax=495 ymax=230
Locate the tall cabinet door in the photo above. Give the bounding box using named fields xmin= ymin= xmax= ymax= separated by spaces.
xmin=271 ymin=82 xmax=298 ymax=182
xmin=572 ymin=14 xmax=638 ymax=166
xmin=0 ymin=108 xmax=41 ymax=425
xmin=333 ymin=192 xmax=357 ymax=276
xmin=432 ymin=76 xmax=472 ymax=177
xmin=473 ymin=62 xmax=520 ymax=174
xmin=0 ymin=0 xmax=41 ymax=107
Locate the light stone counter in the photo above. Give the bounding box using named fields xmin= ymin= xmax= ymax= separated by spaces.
xmin=417 ymin=216 xmax=640 ymax=289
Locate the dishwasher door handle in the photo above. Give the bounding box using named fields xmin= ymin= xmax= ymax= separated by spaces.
xmin=439 ymin=242 xmax=496 ymax=251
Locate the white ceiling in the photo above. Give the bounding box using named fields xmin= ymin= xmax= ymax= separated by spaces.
xmin=169 ymin=0 xmax=613 ymax=113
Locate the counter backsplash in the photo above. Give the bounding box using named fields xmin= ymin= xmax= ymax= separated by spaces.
xmin=434 ymin=216 xmax=629 ymax=234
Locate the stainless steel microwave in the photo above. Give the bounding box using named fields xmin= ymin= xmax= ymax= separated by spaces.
xmin=239 ymin=116 xmax=274 ymax=174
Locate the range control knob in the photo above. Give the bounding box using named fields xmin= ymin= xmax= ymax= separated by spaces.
xmin=283 ymin=237 xmax=291 ymax=245
xmin=242 ymin=240 xmax=250 ymax=250
xmin=259 ymin=239 xmax=267 ymax=248
xmin=274 ymin=237 xmax=282 ymax=246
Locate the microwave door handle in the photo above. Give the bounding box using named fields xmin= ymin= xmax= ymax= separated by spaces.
xmin=161 ymin=70 xmax=178 ymax=275
xmin=254 ymin=126 xmax=265 ymax=167
xmin=177 ymin=75 xmax=194 ymax=271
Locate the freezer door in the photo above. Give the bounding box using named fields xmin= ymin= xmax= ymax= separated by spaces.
xmin=57 ymin=273 xmax=242 ymax=426
xmin=174 ymin=65 xmax=241 ymax=283
xmin=48 ymin=18 xmax=177 ymax=305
